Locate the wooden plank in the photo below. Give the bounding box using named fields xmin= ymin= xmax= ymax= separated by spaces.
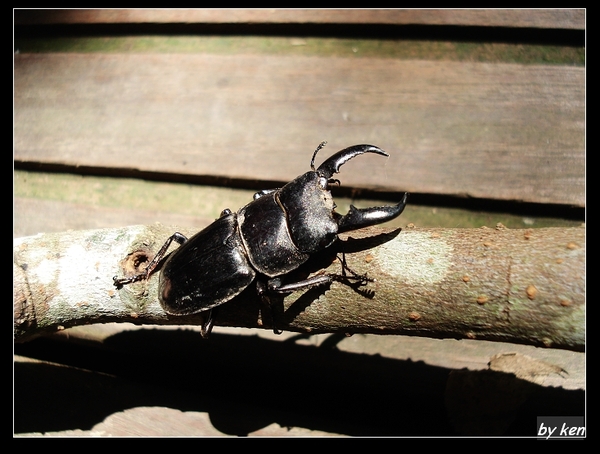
xmin=14 ymin=53 xmax=584 ymax=206
xmin=13 ymin=197 xmax=217 ymax=238
xmin=13 ymin=171 xmax=582 ymax=240
xmin=14 ymin=8 xmax=585 ymax=30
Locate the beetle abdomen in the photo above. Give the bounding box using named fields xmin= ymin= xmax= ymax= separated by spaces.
xmin=238 ymin=192 xmax=310 ymax=277
xmin=158 ymin=212 xmax=255 ymax=315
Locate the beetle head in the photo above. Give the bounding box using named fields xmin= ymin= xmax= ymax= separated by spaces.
xmin=278 ymin=170 xmax=338 ymax=254
xmin=278 ymin=144 xmax=390 ymax=254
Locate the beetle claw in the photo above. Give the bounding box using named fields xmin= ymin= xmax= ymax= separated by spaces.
xmin=337 ymin=192 xmax=409 ymax=233
xmin=315 ymin=144 xmax=388 ymax=179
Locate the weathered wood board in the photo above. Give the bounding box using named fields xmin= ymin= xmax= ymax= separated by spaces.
xmin=14 ymin=8 xmax=585 ymax=30
xmin=15 ymin=53 xmax=584 ymax=206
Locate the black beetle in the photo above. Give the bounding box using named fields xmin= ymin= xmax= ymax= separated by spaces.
xmin=114 ymin=143 xmax=408 ymax=336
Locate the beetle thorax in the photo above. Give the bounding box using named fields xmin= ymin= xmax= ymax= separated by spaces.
xmin=237 ymin=171 xmax=339 ymax=277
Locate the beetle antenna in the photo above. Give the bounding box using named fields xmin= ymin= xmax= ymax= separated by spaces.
xmin=310 ymin=141 xmax=328 ymax=170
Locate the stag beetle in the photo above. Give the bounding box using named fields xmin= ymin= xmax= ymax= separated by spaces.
xmin=114 ymin=143 xmax=408 ymax=336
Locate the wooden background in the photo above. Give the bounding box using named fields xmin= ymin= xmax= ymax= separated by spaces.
xmin=14 ymin=9 xmax=585 ymax=437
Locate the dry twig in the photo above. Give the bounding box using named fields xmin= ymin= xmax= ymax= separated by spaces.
xmin=14 ymin=224 xmax=584 ymax=350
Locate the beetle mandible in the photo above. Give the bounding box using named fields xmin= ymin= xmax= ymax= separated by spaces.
xmin=114 ymin=143 xmax=408 ymax=337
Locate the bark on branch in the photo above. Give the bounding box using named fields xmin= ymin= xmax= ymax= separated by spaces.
xmin=13 ymin=224 xmax=585 ymax=351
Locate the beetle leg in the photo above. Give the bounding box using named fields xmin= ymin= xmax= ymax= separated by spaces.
xmin=265 ymin=266 xmax=372 ymax=294
xmin=256 ymin=257 xmax=373 ymax=335
xmin=336 ymin=193 xmax=409 ymax=234
xmin=200 ymin=308 xmax=215 ymax=338
xmin=266 ymin=275 xmax=334 ymax=293
xmin=113 ymin=232 xmax=188 ymax=288
xmin=256 ymin=280 xmax=284 ymax=335
xmin=335 ymin=253 xmax=373 ymax=284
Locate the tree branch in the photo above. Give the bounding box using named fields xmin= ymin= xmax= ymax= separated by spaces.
xmin=13 ymin=224 xmax=584 ymax=351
